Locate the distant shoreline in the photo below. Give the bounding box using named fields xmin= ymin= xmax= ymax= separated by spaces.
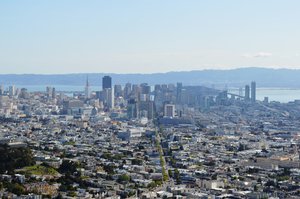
xmin=1 ymin=68 xmax=300 ymax=88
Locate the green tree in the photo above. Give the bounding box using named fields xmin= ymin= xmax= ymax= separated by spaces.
xmin=132 ymin=159 xmax=143 ymax=165
xmin=147 ymin=181 xmax=156 ymax=189
xmin=118 ymin=174 xmax=130 ymax=183
xmin=0 ymin=145 xmax=35 ymax=173
xmin=103 ymin=164 xmax=116 ymax=175
xmin=6 ymin=183 xmax=26 ymax=196
xmin=59 ymin=160 xmax=80 ymax=175
xmin=67 ymin=191 xmax=77 ymax=197
xmin=168 ymin=169 xmax=173 ymax=177
xmin=174 ymin=168 xmax=181 ymax=184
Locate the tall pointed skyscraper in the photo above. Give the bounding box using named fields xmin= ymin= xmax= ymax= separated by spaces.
xmin=85 ymin=76 xmax=91 ymax=99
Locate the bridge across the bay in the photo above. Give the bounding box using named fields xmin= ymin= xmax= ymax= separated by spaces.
xmin=227 ymin=92 xmax=245 ymax=99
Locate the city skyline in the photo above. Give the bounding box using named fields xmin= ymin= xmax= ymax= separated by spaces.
xmin=1 ymin=1 xmax=300 ymax=198
xmin=1 ymin=1 xmax=300 ymax=74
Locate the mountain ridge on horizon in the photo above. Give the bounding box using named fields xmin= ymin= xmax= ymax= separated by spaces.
xmin=1 ymin=67 xmax=299 ymax=75
xmin=0 ymin=67 xmax=300 ymax=88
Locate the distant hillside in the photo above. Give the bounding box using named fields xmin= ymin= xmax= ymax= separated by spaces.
xmin=0 ymin=67 xmax=300 ymax=88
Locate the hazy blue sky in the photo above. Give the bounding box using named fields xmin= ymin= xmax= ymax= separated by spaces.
xmin=0 ymin=0 xmax=300 ymax=74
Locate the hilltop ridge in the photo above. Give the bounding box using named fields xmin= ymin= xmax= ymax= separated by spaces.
xmin=0 ymin=67 xmax=299 ymax=88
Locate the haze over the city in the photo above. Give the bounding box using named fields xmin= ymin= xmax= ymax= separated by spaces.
xmin=1 ymin=0 xmax=300 ymax=74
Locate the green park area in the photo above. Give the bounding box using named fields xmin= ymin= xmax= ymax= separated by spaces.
xmin=21 ymin=165 xmax=59 ymax=176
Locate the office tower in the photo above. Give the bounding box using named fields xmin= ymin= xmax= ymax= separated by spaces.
xmin=176 ymin=82 xmax=182 ymax=103
xmin=124 ymin=83 xmax=132 ymax=99
xmin=19 ymin=88 xmax=29 ymax=99
xmin=168 ymin=84 xmax=175 ymax=91
xmin=251 ymin=81 xmax=256 ymax=102
xmin=138 ymin=101 xmax=155 ymax=119
xmin=85 ymin=76 xmax=91 ymax=99
xmin=108 ymin=88 xmax=114 ymax=109
xmin=204 ymin=96 xmax=210 ymax=109
xmin=9 ymin=85 xmax=15 ymax=97
xmin=127 ymin=99 xmax=138 ymax=119
xmin=154 ymin=84 xmax=161 ymax=93
xmin=140 ymin=83 xmax=151 ymax=95
xmin=164 ymin=104 xmax=175 ymax=117
xmin=101 ymin=75 xmax=114 ymax=109
xmin=161 ymin=84 xmax=168 ymax=91
xmin=46 ymin=86 xmax=52 ymax=98
xmin=139 ymin=94 xmax=148 ymax=102
xmin=98 ymin=90 xmax=105 ymax=105
xmin=103 ymin=88 xmax=114 ymax=109
xmin=52 ymin=87 xmax=56 ymax=99
xmin=0 ymin=95 xmax=13 ymax=114
xmin=139 ymin=83 xmax=150 ymax=102
xmin=245 ymin=85 xmax=250 ymax=101
xmin=132 ymin=84 xmax=140 ymax=99
xmin=239 ymin=87 xmax=243 ymax=97
xmin=215 ymin=91 xmax=228 ymax=106
xmin=114 ymin=85 xmax=122 ymax=97
xmin=102 ymin=76 xmax=112 ymax=90
xmin=0 ymin=85 xmax=3 ymax=95
xmin=0 ymin=96 xmax=11 ymax=108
